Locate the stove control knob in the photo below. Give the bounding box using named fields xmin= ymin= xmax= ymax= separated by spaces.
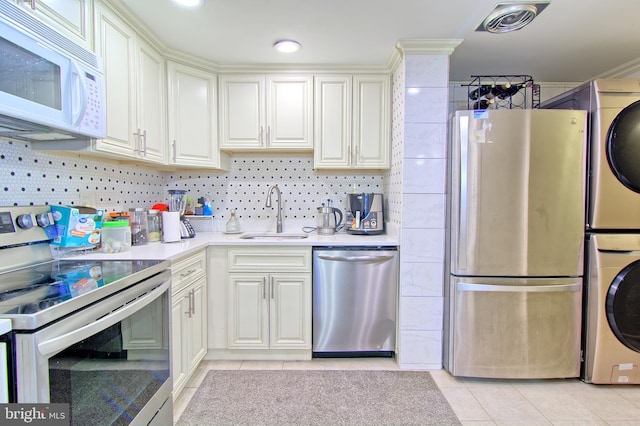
xmin=35 ymin=212 xmax=54 ymax=228
xmin=16 ymin=213 xmax=35 ymax=229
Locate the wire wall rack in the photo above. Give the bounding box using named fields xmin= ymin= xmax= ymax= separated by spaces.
xmin=462 ymin=75 xmax=540 ymax=110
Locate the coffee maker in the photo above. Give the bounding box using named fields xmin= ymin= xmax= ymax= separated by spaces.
xmin=346 ymin=193 xmax=384 ymax=235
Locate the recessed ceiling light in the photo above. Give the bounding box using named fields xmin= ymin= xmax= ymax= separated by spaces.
xmin=273 ymin=40 xmax=301 ymax=53
xmin=172 ymin=0 xmax=204 ymax=7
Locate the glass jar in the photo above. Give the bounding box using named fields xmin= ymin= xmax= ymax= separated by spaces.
xmin=226 ymin=209 xmax=241 ymax=233
xmin=147 ymin=209 xmax=162 ymax=242
xmin=129 ymin=208 xmax=149 ymax=246
xmin=101 ymin=221 xmax=131 ymax=253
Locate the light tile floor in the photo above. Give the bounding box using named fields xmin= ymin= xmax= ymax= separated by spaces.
xmin=174 ymin=359 xmax=640 ymax=425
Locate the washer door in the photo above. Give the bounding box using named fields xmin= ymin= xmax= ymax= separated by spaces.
xmin=606 ymin=100 xmax=640 ymax=193
xmin=607 ymin=260 xmax=640 ymax=352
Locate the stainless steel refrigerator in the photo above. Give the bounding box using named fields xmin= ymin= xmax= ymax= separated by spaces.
xmin=444 ymin=109 xmax=588 ymax=379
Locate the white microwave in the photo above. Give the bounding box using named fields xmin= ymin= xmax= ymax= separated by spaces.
xmin=0 ymin=1 xmax=106 ymax=142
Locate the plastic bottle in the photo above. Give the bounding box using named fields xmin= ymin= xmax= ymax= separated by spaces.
xmin=226 ymin=209 xmax=241 ymax=233
xmin=203 ymin=201 xmax=212 ymax=216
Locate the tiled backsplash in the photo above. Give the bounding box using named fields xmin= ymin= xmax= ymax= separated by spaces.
xmin=0 ymin=140 xmax=165 ymax=209
xmin=0 ymin=140 xmax=387 ymax=223
xmin=166 ymin=155 xmax=385 ymax=221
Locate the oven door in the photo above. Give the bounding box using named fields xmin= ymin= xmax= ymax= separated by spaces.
xmin=14 ymin=270 xmax=172 ymax=426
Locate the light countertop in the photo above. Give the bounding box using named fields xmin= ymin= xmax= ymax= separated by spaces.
xmin=62 ymin=230 xmax=399 ymax=262
xmin=0 ymin=319 xmax=11 ymax=335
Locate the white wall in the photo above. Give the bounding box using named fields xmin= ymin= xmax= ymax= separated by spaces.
xmin=396 ymin=55 xmax=450 ymax=369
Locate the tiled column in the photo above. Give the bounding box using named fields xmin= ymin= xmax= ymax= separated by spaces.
xmin=397 ymin=52 xmax=453 ymax=369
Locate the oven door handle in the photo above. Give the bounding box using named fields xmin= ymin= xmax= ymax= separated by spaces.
xmin=37 ymin=280 xmax=169 ymax=357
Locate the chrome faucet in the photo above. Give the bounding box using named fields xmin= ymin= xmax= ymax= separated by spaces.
xmin=265 ymin=184 xmax=283 ymax=233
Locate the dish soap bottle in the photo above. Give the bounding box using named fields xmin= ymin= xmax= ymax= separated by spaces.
xmin=226 ymin=209 xmax=241 ymax=233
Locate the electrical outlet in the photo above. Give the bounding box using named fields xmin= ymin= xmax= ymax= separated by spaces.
xmin=79 ymin=190 xmax=98 ymax=207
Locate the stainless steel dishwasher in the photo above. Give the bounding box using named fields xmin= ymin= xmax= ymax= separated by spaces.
xmin=312 ymin=246 xmax=398 ymax=357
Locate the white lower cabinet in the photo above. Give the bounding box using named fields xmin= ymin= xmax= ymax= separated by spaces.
xmin=170 ymin=250 xmax=207 ymax=400
xmin=122 ymin=299 xmax=165 ymax=350
xmin=228 ymin=273 xmax=311 ymax=349
xmin=171 ymin=276 xmax=206 ymax=397
xmin=224 ymin=247 xmax=312 ymax=353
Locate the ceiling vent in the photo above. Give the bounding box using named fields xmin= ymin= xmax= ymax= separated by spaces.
xmin=476 ymin=2 xmax=550 ymax=33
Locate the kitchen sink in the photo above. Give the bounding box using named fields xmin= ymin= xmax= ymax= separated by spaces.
xmin=239 ymin=232 xmax=309 ymax=240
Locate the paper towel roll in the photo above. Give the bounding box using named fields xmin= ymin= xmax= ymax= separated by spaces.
xmin=162 ymin=212 xmax=181 ymax=243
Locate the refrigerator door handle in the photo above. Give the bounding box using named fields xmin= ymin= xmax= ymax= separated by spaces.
xmin=457 ymin=283 xmax=582 ymax=293
xmin=458 ymin=115 xmax=469 ymax=270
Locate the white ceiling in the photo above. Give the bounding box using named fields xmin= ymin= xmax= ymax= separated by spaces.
xmin=117 ymin=0 xmax=640 ymax=83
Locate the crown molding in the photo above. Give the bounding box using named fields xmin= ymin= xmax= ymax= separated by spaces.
xmin=395 ymin=39 xmax=463 ymax=55
xmin=387 ymin=39 xmax=463 ymax=72
xmin=215 ymin=63 xmax=390 ymax=74
xmin=595 ymin=56 xmax=640 ymax=79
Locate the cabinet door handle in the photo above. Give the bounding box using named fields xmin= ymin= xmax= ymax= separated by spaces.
xmin=133 ymin=129 xmax=141 ymax=153
xmin=142 ymin=129 xmax=147 ymax=156
xmin=262 ymin=277 xmax=267 ymax=299
xmin=354 ymin=144 xmax=359 ymax=166
xmin=180 ymin=269 xmax=196 ymax=279
xmin=22 ymin=0 xmax=36 ymax=10
xmin=259 ymin=126 xmax=264 ymax=146
xmin=172 ymin=140 xmax=177 ymax=162
xmin=185 ymin=289 xmax=194 ymax=318
xmin=266 ymin=126 xmax=271 ymax=146
xmin=270 ymin=276 xmax=274 ymax=299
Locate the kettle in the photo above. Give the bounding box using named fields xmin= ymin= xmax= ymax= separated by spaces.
xmin=316 ymin=200 xmax=343 ymax=235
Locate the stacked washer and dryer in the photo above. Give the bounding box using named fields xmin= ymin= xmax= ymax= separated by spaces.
xmin=544 ymin=79 xmax=640 ymax=384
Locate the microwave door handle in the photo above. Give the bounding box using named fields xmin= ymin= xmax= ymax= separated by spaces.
xmin=36 ymin=281 xmax=168 ymax=357
xmin=69 ymin=60 xmax=87 ymax=126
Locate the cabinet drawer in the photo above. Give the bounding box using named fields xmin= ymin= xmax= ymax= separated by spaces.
xmin=171 ymin=250 xmax=206 ymax=294
xmin=228 ymin=247 xmax=311 ymax=272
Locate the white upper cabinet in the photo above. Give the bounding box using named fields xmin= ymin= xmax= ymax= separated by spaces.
xmin=167 ymin=61 xmax=229 ymax=169
xmin=219 ymin=74 xmax=313 ymax=151
xmin=314 ymin=74 xmax=390 ymax=169
xmin=353 ymin=75 xmax=391 ymax=168
xmin=135 ymin=39 xmax=167 ymax=164
xmin=93 ymin=3 xmax=166 ymax=164
xmin=93 ymin=3 xmax=136 ymax=158
xmin=313 ymin=76 xmax=352 ymax=168
xmin=15 ymin=0 xmax=93 ymax=50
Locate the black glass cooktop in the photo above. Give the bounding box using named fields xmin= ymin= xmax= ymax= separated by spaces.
xmin=0 ymin=259 xmax=166 ymax=328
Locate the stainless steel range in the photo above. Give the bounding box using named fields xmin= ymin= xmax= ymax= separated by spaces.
xmin=0 ymin=206 xmax=172 ymax=425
